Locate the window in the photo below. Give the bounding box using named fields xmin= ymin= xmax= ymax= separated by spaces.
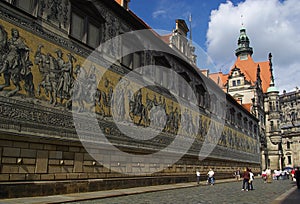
xmin=11 ymin=0 xmax=38 ymax=15
xmin=254 ymin=125 xmax=257 ymax=135
xmin=133 ymin=53 xmax=141 ymax=69
xmin=70 ymin=6 xmax=102 ymax=48
xmin=269 ymin=102 xmax=273 ymax=111
xmin=287 ymin=141 xmax=290 ymax=149
xmin=270 ymin=121 xmax=274 ymax=131
xmin=232 ymin=80 xmax=236 ymax=87
xmin=237 ymin=79 xmax=241 ymax=85
xmin=288 ymin=156 xmax=291 ymax=165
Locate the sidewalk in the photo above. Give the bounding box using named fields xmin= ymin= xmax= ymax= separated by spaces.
xmin=0 ymin=178 xmax=295 ymax=204
xmin=272 ymin=186 xmax=300 ymax=204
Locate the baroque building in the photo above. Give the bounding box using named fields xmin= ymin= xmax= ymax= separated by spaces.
xmin=0 ymin=0 xmax=260 ymax=198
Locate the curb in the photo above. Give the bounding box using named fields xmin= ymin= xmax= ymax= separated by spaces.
xmin=0 ymin=179 xmax=237 ymax=204
xmin=271 ymin=186 xmax=297 ymax=204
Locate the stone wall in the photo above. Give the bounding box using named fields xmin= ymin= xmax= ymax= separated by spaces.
xmin=0 ymin=0 xmax=261 ymax=198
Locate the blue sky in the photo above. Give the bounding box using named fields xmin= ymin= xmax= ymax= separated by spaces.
xmin=130 ymin=0 xmax=244 ymax=50
xmin=130 ymin=0 xmax=300 ymax=92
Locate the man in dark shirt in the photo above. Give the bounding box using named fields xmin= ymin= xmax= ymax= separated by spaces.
xmin=241 ymin=168 xmax=250 ymax=191
xmin=295 ymin=167 xmax=300 ymax=189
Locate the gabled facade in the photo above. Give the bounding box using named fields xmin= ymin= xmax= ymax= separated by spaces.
xmin=161 ymin=19 xmax=197 ymax=66
xmin=209 ymin=27 xmax=282 ymax=170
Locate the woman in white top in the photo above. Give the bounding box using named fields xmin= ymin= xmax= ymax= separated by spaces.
xmin=249 ymin=169 xmax=254 ymax=190
xmin=207 ymin=169 xmax=215 ymax=185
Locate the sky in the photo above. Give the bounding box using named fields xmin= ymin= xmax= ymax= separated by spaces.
xmin=130 ymin=0 xmax=300 ymax=93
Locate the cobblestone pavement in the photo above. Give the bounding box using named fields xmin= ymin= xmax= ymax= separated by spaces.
xmin=68 ymin=179 xmax=296 ymax=204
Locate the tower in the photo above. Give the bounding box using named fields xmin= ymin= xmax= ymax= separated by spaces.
xmin=264 ymin=53 xmax=282 ymax=170
xmin=235 ymin=27 xmax=253 ymax=60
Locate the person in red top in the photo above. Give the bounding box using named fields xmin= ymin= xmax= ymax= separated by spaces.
xmin=241 ymin=168 xmax=250 ymax=191
xmin=291 ymin=168 xmax=295 ymax=181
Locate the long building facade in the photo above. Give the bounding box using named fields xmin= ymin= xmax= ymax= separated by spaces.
xmin=0 ymin=0 xmax=260 ymax=198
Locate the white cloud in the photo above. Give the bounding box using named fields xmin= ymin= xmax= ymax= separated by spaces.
xmin=152 ymin=10 xmax=167 ymax=18
xmin=153 ymin=0 xmax=192 ymax=20
xmin=206 ymin=0 xmax=300 ymax=92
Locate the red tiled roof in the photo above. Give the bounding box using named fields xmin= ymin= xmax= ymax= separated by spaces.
xmin=242 ymin=103 xmax=252 ymax=112
xmin=232 ymin=55 xmax=271 ymax=93
xmin=115 ymin=0 xmax=122 ymax=5
xmin=209 ymin=72 xmax=229 ymax=89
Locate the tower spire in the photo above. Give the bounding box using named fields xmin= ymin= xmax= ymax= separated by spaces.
xmin=235 ymin=26 xmax=253 ymax=58
xmin=189 ymin=13 xmax=192 ymax=41
xmin=269 ymin=53 xmax=275 ymax=87
xmin=267 ymin=53 xmax=279 ymax=93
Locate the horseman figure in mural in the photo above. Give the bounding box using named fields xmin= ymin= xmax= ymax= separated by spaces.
xmin=128 ymin=90 xmax=157 ymax=127
xmin=0 ymin=27 xmax=34 ymax=97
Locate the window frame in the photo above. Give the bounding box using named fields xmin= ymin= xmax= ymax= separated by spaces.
xmin=7 ymin=0 xmax=38 ymax=16
xmin=70 ymin=4 xmax=102 ymax=49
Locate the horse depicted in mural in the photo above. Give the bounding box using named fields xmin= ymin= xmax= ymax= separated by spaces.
xmin=128 ymin=91 xmax=155 ymax=127
xmin=0 ymin=26 xmax=34 ymax=97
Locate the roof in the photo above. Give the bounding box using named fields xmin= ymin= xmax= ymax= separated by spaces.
xmin=232 ymin=55 xmax=271 ymax=93
xmin=160 ymin=34 xmax=172 ymax=44
xmin=209 ymin=72 xmax=229 ymax=89
xmin=267 ymin=86 xmax=279 ymax=93
xmin=242 ymin=103 xmax=252 ymax=112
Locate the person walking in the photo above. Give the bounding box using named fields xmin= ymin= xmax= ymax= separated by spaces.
xmin=249 ymin=169 xmax=254 ymax=190
xmin=235 ymin=168 xmax=241 ymax=181
xmin=295 ymin=167 xmax=300 ymax=189
xmin=266 ymin=167 xmax=272 ymax=183
xmin=262 ymin=169 xmax=267 ymax=183
xmin=291 ymin=168 xmax=295 ymax=181
xmin=196 ymin=170 xmax=201 ymax=185
xmin=207 ymin=169 xmax=215 ymax=185
xmin=242 ymin=168 xmax=250 ymax=191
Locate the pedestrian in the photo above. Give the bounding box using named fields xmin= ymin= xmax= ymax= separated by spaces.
xmin=207 ymin=168 xmax=215 ymax=185
xmin=262 ymin=169 xmax=267 ymax=183
xmin=235 ymin=168 xmax=241 ymax=181
xmin=241 ymin=167 xmax=250 ymax=191
xmin=266 ymin=167 xmax=272 ymax=183
xmin=196 ymin=170 xmax=201 ymax=185
xmin=291 ymin=168 xmax=295 ymax=181
xmin=295 ymin=167 xmax=300 ymax=189
xmin=249 ymin=169 xmax=254 ymax=190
